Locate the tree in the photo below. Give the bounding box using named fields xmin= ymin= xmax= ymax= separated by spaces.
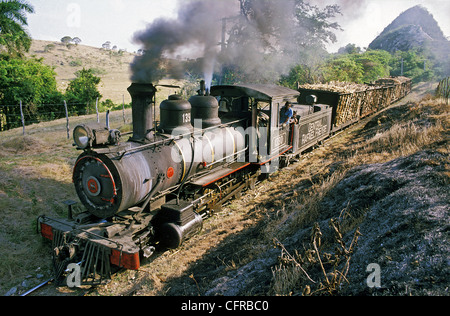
xmin=0 ymin=54 xmax=64 ymax=130
xmin=72 ymin=37 xmax=82 ymax=45
xmin=390 ymin=50 xmax=435 ymax=83
xmin=222 ymin=0 xmax=341 ymax=84
xmin=60 ymin=35 xmax=73 ymax=49
xmin=102 ymin=41 xmax=111 ymax=50
xmin=65 ymin=68 xmax=102 ymax=114
xmin=61 ymin=36 xmax=72 ymax=44
xmin=338 ymin=43 xmax=362 ymax=55
xmin=0 ymin=0 xmax=34 ymax=56
xmin=279 ymin=63 xmax=323 ymax=88
xmin=320 ymin=55 xmax=364 ymax=83
xmin=354 ymin=50 xmax=392 ymax=83
xmin=292 ymin=0 xmax=342 ymax=48
xmin=318 ymin=50 xmax=392 ymax=84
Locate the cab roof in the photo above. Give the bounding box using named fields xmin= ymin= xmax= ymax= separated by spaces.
xmin=211 ymin=84 xmax=300 ymax=102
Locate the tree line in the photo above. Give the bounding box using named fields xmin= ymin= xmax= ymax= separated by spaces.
xmin=279 ymin=47 xmax=436 ymax=89
xmin=0 ymin=53 xmax=103 ymax=131
xmin=178 ymin=0 xmax=441 ymax=89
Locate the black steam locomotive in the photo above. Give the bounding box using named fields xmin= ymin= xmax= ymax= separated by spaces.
xmin=38 ymin=78 xmax=411 ymax=284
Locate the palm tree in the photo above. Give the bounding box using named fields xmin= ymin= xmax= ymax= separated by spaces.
xmin=0 ymin=0 xmax=34 ymax=56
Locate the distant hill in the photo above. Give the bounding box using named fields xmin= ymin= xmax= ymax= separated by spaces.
xmin=26 ymin=40 xmax=185 ymax=105
xmin=369 ymin=5 xmax=449 ymax=53
xmin=26 ymin=40 xmax=136 ymax=104
xmin=369 ymin=5 xmax=450 ymax=78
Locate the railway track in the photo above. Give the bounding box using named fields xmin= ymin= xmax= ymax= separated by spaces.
xmin=20 ymin=278 xmax=54 ymax=296
xmin=20 ymin=277 xmax=98 ymax=296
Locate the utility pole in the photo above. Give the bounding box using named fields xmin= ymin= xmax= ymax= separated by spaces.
xmin=239 ymin=0 xmax=244 ymax=16
xmin=221 ymin=18 xmax=227 ymax=52
xmin=401 ymin=58 xmax=404 ymax=76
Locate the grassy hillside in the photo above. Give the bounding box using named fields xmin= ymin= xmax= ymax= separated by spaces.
xmin=26 ymin=40 xmax=184 ymax=105
xmin=0 ymin=83 xmax=448 ymax=296
xmin=26 ymin=40 xmax=135 ymax=104
xmin=0 ymin=110 xmax=134 ymax=295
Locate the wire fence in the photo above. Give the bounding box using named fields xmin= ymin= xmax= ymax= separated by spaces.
xmin=0 ymin=100 xmax=131 ymax=138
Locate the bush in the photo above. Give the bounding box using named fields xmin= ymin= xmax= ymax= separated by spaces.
xmin=0 ymin=54 xmax=64 ymax=130
xmin=69 ymin=59 xmax=82 ymax=67
xmin=65 ymin=68 xmax=102 ymax=115
xmin=320 ymin=50 xmax=391 ymax=84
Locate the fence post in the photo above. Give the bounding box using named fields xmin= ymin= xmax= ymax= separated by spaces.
xmin=122 ymin=95 xmax=126 ymax=124
xmin=20 ymin=101 xmax=25 ymax=136
xmin=106 ymin=110 xmax=110 ymax=129
xmin=96 ymin=97 xmax=99 ymax=123
xmin=64 ymin=101 xmax=70 ymax=139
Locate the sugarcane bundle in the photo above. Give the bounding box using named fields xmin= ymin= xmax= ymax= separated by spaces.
xmin=361 ymin=88 xmax=381 ymax=116
xmin=299 ymin=81 xmax=371 ymax=94
xmin=334 ymin=90 xmax=368 ymax=126
xmin=436 ymin=77 xmax=450 ymax=104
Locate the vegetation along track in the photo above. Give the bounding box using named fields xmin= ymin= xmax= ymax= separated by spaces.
xmin=97 ymin=82 xmax=447 ymax=296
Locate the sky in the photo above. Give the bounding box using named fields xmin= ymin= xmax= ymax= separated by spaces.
xmin=26 ymin=0 xmax=450 ymax=54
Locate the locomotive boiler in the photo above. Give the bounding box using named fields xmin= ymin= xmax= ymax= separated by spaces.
xmin=72 ymin=82 xmax=244 ymax=219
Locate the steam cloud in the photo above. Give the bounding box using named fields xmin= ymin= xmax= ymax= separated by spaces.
xmin=131 ymin=0 xmax=236 ymax=87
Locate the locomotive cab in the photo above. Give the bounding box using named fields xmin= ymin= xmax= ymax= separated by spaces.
xmin=211 ymin=84 xmax=299 ymax=170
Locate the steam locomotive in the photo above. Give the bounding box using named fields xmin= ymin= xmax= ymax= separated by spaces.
xmin=38 ymin=78 xmax=412 ymax=285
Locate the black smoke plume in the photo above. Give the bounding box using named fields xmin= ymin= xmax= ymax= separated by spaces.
xmin=131 ymin=0 xmax=236 ymax=85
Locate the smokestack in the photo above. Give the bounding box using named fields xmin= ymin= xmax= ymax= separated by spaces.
xmin=199 ymin=80 xmax=206 ymax=96
xmin=127 ymin=83 xmax=157 ymax=142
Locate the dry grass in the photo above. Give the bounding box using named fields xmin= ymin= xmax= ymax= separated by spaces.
xmin=261 ymin=95 xmax=448 ymax=296
xmin=270 ymin=221 xmax=361 ymax=296
xmin=0 ymin=108 xmax=140 ymax=294
xmin=0 ymin=133 xmax=76 ymax=292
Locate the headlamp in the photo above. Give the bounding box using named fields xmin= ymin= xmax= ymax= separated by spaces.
xmin=73 ymin=125 xmax=94 ymax=149
xmin=73 ymin=124 xmax=119 ymax=150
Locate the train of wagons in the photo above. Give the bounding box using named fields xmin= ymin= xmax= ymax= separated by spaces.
xmin=38 ymin=77 xmax=412 ymax=285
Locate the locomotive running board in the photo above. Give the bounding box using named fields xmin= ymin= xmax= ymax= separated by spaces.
xmin=190 ymin=162 xmax=251 ymax=187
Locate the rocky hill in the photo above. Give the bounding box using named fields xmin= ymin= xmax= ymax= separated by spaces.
xmin=369 ymin=5 xmax=449 ymax=53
